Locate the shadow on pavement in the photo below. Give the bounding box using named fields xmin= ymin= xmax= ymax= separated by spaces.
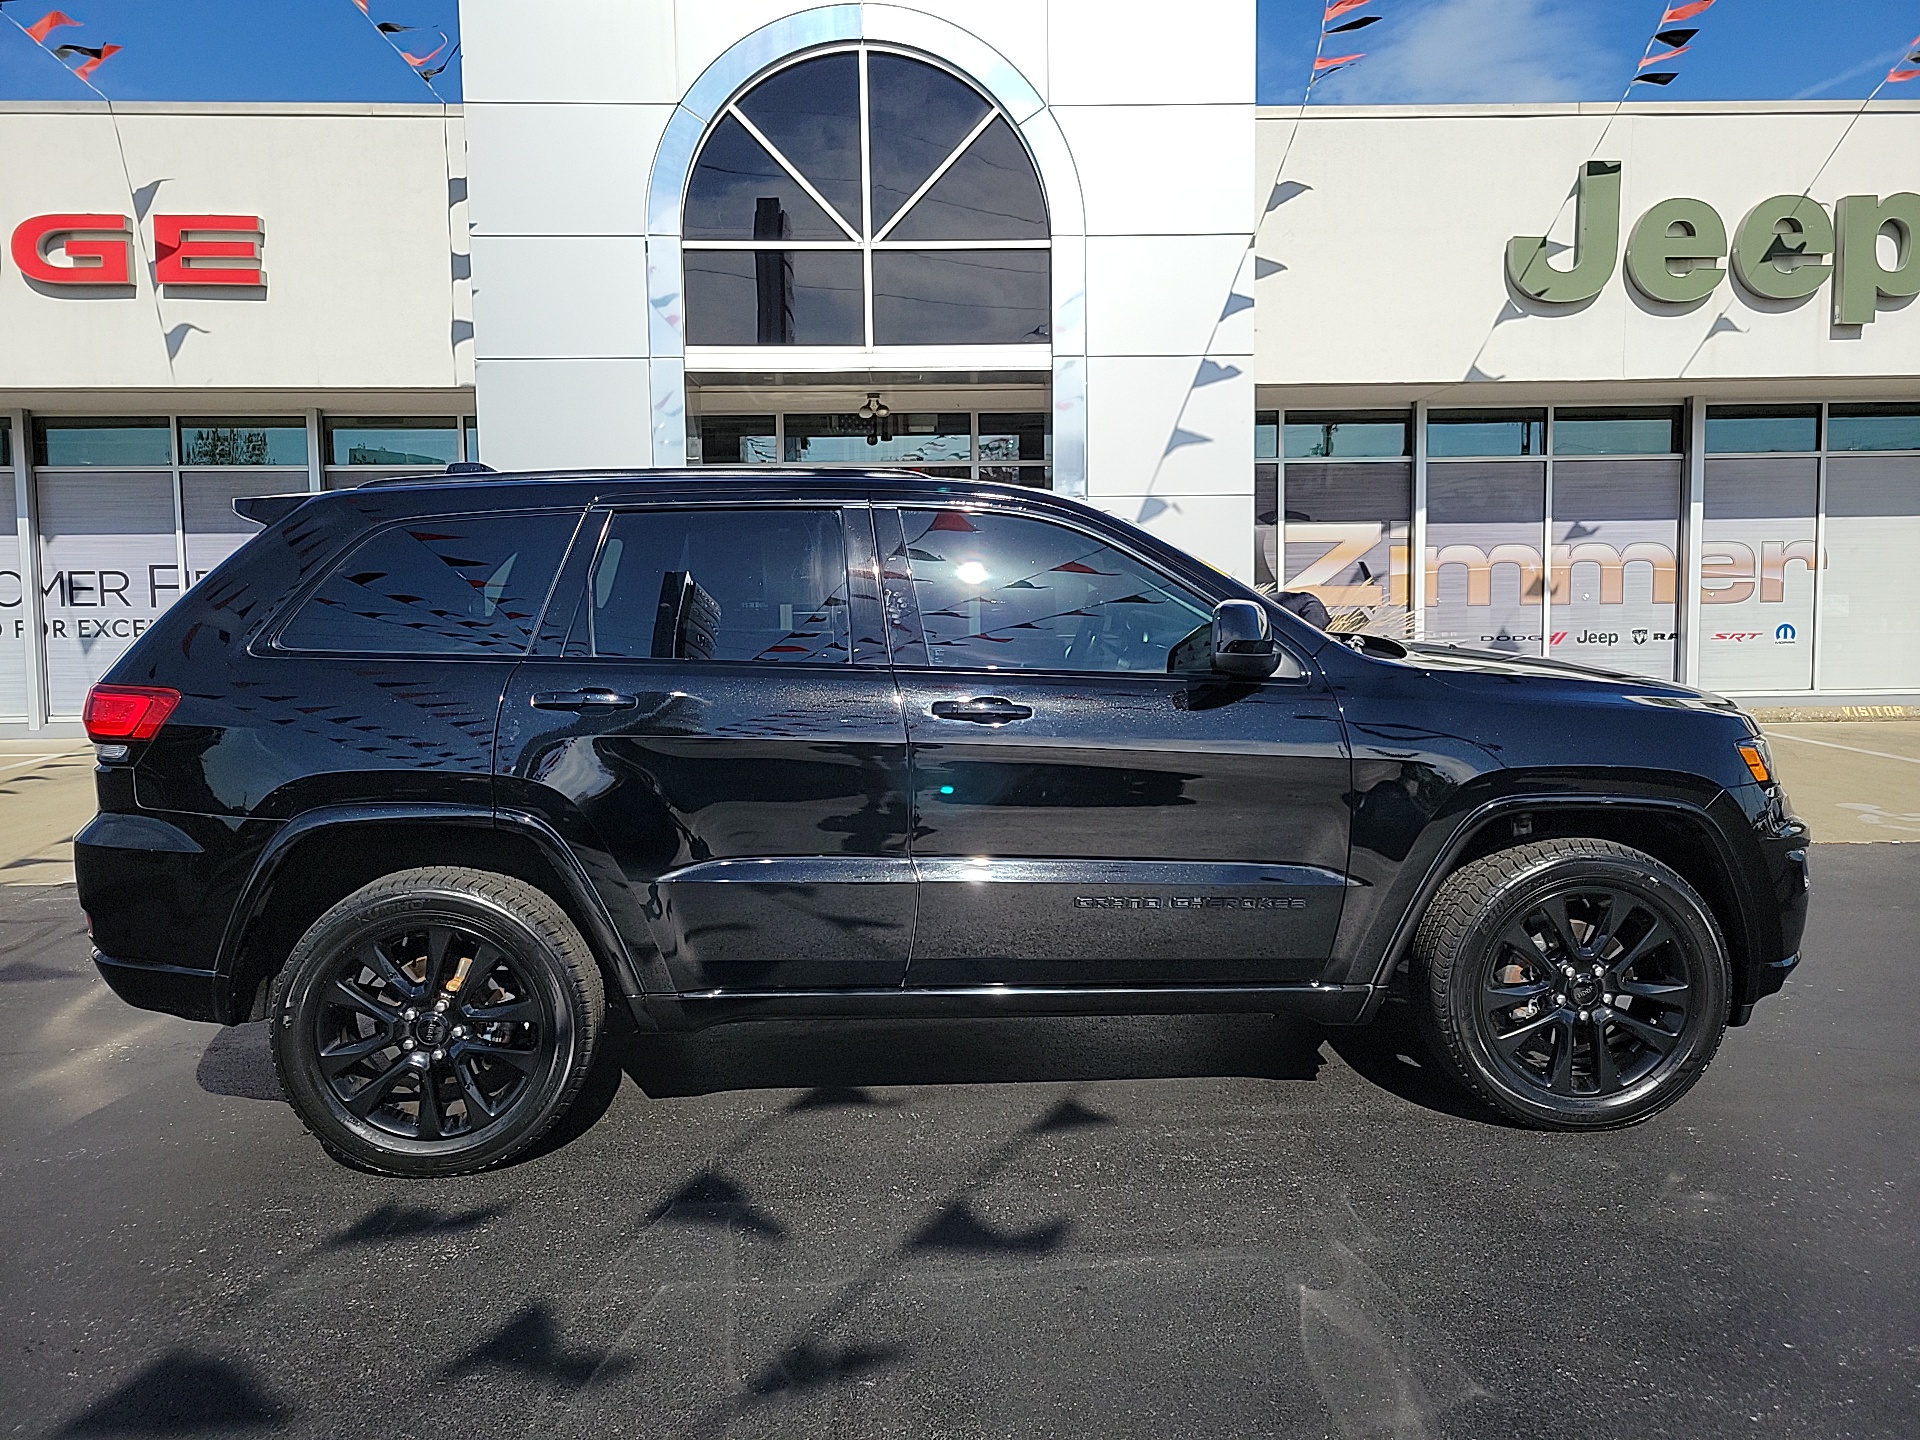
xmin=194 ymin=1021 xmax=281 ymax=1103
xmin=57 ymin=1350 xmax=295 ymax=1435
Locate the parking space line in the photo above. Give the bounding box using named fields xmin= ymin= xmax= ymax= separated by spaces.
xmin=1767 ymin=731 xmax=1920 ymax=766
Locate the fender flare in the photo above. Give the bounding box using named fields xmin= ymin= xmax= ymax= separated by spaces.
xmin=215 ymin=803 xmax=647 ymax=1022
xmin=1352 ymin=790 xmax=1752 ymax=1022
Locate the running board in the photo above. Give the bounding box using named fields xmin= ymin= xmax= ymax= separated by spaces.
xmin=661 ymin=983 xmax=1375 ymax=1030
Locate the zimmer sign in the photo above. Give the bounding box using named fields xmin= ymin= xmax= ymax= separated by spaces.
xmin=1507 ymin=161 xmax=1919 ymax=324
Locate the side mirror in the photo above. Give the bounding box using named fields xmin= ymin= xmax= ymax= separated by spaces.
xmin=1211 ymin=600 xmax=1281 ymax=679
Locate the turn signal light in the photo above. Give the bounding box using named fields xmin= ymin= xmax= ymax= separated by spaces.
xmin=82 ymin=684 xmax=181 ymax=742
xmin=1736 ymin=742 xmax=1772 ymax=785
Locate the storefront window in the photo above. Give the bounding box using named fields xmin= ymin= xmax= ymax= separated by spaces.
xmin=979 ymin=413 xmax=1050 ymax=466
xmin=784 ymin=413 xmax=972 ymax=466
xmin=1283 ymin=460 xmax=1411 ymax=634
xmin=1828 ymin=404 xmax=1920 ymax=452
xmin=1426 ymin=461 xmax=1546 ymax=653
xmin=1549 ymin=458 xmax=1682 ymax=679
xmin=1705 ymin=405 xmax=1819 ymax=454
xmin=325 ymin=417 xmax=459 ymax=467
xmin=1428 ymin=409 xmax=1545 ymax=458
xmin=1821 ymin=456 xmax=1920 ymax=689
xmin=0 ymin=474 xmax=23 ymax=719
xmin=1551 ymin=407 xmax=1682 ymax=457
xmin=34 ymin=418 xmax=171 ymax=467
xmin=1254 ymin=411 xmax=1280 ymax=461
xmin=1284 ymin=411 xmax=1408 ymax=460
xmin=463 ymin=418 xmax=480 ymax=463
xmin=1699 ymin=458 xmax=1817 ymax=692
xmin=682 ymin=46 xmax=1050 ymax=350
xmin=695 ymin=416 xmax=777 ymax=465
xmin=179 ymin=418 xmax=308 ymax=467
xmin=0 ymin=417 xmax=10 ymax=468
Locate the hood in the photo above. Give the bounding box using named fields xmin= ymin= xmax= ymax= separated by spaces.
xmin=1392 ymin=640 xmax=1737 ymax=707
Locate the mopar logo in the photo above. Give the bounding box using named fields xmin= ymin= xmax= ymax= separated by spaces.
xmin=1776 ymin=623 xmax=1799 ymax=643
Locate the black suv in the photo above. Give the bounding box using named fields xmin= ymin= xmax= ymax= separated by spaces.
xmin=76 ymin=471 xmax=1810 ymax=1174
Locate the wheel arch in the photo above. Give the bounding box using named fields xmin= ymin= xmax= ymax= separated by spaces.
xmin=1361 ymin=793 xmax=1761 ymax=1025
xmin=218 ymin=806 xmax=647 ymax=1026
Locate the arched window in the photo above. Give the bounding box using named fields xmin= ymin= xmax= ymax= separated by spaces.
xmin=682 ymin=47 xmax=1051 ymax=349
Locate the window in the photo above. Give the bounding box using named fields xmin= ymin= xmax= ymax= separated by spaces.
xmin=0 ymin=417 xmax=9 ymax=469
xmin=34 ymin=417 xmax=171 ymax=467
xmin=1284 ymin=412 xmax=1408 ymax=459
xmin=325 ymin=417 xmax=460 ymax=467
xmin=1254 ymin=411 xmax=1280 ymax=462
xmin=695 ymin=416 xmax=778 ymax=465
xmin=899 ymin=509 xmax=1210 ymax=673
xmin=278 ymin=512 xmax=577 ymax=655
xmin=1705 ymin=406 xmax=1819 ymax=454
xmin=1828 ymin=404 xmax=1920 ymax=452
xmin=784 ymin=413 xmax=972 ymax=466
xmin=682 ymin=47 xmax=1050 ymax=348
xmin=1552 ymin=407 xmax=1682 ymax=456
xmin=1428 ymin=409 xmax=1546 ymax=458
xmin=180 ymin=417 xmax=308 ymax=467
xmin=574 ymin=509 xmax=850 ymax=664
xmin=464 ymin=417 xmax=480 ymax=463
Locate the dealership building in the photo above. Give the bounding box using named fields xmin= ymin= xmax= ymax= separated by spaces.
xmin=5 ymin=0 xmax=1918 ymax=729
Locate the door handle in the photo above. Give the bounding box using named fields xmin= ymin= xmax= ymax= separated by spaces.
xmin=929 ymin=696 xmax=1034 ymax=725
xmin=531 ymin=688 xmax=639 ymax=711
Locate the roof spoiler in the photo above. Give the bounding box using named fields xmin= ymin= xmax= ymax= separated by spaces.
xmin=233 ymin=493 xmax=312 ymax=525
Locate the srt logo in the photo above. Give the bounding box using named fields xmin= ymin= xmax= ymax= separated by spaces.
xmin=1714 ymin=632 xmax=1764 ymax=643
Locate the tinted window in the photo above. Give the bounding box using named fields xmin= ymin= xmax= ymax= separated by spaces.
xmin=901 ymin=509 xmax=1211 ymax=673
xmin=279 ymin=511 xmax=577 ymax=655
xmin=872 ymin=250 xmax=1050 ymax=345
xmin=1428 ymin=409 xmax=1546 ymax=457
xmin=1284 ymin=412 xmax=1408 ymax=459
xmin=1552 ymin=407 xmax=1682 ymax=456
xmin=34 ymin=418 xmax=170 ymax=467
xmin=684 ymin=251 xmax=864 ymax=346
xmin=1704 ymin=406 xmax=1819 ymax=454
xmin=326 ymin=417 xmax=460 ymax=467
xmin=1829 ymin=404 xmax=1920 ymax=452
xmin=180 ymin=417 xmax=309 ymax=467
xmin=578 ymin=509 xmax=850 ymax=664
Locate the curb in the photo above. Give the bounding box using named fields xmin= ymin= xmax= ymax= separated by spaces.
xmin=1750 ymin=705 xmax=1920 ymax=723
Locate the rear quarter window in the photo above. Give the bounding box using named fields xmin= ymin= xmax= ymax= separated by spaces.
xmin=276 ymin=510 xmax=579 ymax=655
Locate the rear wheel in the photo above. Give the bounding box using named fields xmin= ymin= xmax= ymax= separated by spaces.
xmin=269 ymin=866 xmax=605 ymax=1175
xmin=1411 ymin=839 xmax=1729 ymax=1130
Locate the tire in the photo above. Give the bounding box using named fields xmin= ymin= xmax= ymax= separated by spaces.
xmin=1409 ymin=839 xmax=1729 ymax=1130
xmin=269 ymin=866 xmax=605 ymax=1176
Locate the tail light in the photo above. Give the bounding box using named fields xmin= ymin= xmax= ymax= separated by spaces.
xmin=82 ymin=684 xmax=181 ymax=742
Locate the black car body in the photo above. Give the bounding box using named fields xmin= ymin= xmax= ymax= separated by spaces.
xmin=75 ymin=471 xmax=1810 ymax=1170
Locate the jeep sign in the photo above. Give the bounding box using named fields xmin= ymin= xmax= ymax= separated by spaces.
xmin=1507 ymin=161 xmax=1920 ymax=325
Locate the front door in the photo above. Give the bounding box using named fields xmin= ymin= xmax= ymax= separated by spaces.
xmin=880 ymin=505 xmax=1353 ymax=987
xmin=499 ymin=502 xmax=913 ymax=992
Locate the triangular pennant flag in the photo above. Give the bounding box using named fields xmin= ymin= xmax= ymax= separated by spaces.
xmin=350 ymin=0 xmax=368 ymax=11
xmin=400 ymin=37 xmax=448 ymax=67
xmin=1324 ymin=0 xmax=1374 ymax=20
xmin=55 ymin=40 xmax=119 ymax=80
xmin=1661 ymin=0 xmax=1715 ymax=22
xmin=1654 ymin=27 xmax=1699 ymax=46
xmin=1314 ymin=52 xmax=1365 ymax=71
xmin=25 ymin=9 xmax=78 ymax=44
xmin=1328 ymin=14 xmax=1382 ymax=34
xmin=1890 ymin=67 xmax=1920 ymax=85
xmin=1633 ymin=72 xmax=1680 ymax=86
xmin=1641 ymin=46 xmax=1690 ymax=66
xmin=376 ymin=22 xmax=416 ymax=34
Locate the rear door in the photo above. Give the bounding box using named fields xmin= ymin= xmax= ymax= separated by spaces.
xmin=498 ymin=501 xmax=913 ymax=992
xmin=880 ymin=504 xmax=1352 ymax=988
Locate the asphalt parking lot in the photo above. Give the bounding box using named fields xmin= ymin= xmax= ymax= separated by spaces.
xmin=0 ymin=737 xmax=1915 ymax=1439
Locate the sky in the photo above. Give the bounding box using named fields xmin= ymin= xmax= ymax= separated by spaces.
xmin=0 ymin=1 xmax=1915 ymax=106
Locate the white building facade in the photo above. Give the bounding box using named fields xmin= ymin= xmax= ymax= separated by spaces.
xmin=3 ymin=0 xmax=1917 ymax=728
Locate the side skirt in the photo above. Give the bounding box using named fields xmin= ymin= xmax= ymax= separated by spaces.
xmin=654 ymin=983 xmax=1376 ymax=1031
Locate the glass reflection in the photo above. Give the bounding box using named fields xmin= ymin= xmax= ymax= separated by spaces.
xmin=733 ymin=53 xmax=863 ymax=230
xmin=684 ymin=251 xmax=863 ymax=346
xmin=685 ymin=114 xmax=847 ymax=241
xmin=873 ymin=250 xmax=1050 ymax=345
xmin=180 ymin=418 xmax=308 ymax=467
xmin=697 ymin=416 xmax=777 ymax=464
xmin=885 ymin=117 xmax=1048 ymax=241
xmin=784 ymin=413 xmax=972 ymax=464
xmin=868 ymin=53 xmax=991 ymax=231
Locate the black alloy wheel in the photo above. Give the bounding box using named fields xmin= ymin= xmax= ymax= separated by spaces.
xmin=1411 ymin=839 xmax=1729 ymax=1130
xmin=270 ymin=867 xmax=604 ymax=1176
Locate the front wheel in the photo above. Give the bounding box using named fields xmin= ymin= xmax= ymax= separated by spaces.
xmin=269 ymin=867 xmax=605 ymax=1176
xmin=1411 ymin=839 xmax=1729 ymax=1130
